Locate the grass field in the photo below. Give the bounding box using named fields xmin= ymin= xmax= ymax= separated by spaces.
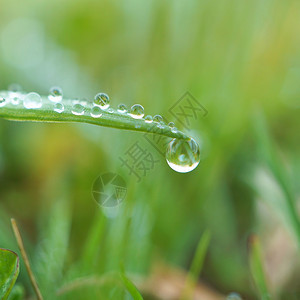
xmin=0 ymin=0 xmax=299 ymax=299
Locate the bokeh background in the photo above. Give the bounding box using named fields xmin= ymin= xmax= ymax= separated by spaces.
xmin=0 ymin=0 xmax=299 ymax=299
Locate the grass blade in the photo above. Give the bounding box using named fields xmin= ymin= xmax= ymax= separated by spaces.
xmin=248 ymin=235 xmax=271 ymax=300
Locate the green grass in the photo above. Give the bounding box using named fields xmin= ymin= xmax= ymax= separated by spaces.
xmin=0 ymin=0 xmax=299 ymax=299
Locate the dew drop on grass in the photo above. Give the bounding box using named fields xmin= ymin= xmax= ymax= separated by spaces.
xmin=166 ymin=137 xmax=200 ymax=173
xmin=94 ymin=93 xmax=110 ymax=110
xmin=90 ymin=106 xmax=102 ymax=118
xmin=54 ymin=102 xmax=64 ymax=113
xmin=145 ymin=115 xmax=153 ymax=123
xmin=171 ymin=127 xmax=178 ymax=133
xmin=23 ymin=92 xmax=42 ymax=109
xmin=11 ymin=97 xmax=20 ymax=105
xmin=117 ymin=103 xmax=127 ymax=113
xmin=72 ymin=103 xmax=85 ymax=115
xmin=48 ymin=86 xmax=63 ymax=102
xmin=0 ymin=97 xmax=6 ymax=107
xmin=107 ymin=108 xmax=114 ymax=113
xmin=153 ymin=114 xmax=163 ymax=123
xmin=9 ymin=83 xmax=22 ymax=94
xmin=168 ymin=122 xmax=175 ymax=128
xmin=129 ymin=104 xmax=144 ymax=119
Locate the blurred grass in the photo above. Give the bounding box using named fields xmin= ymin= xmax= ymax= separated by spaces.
xmin=0 ymin=0 xmax=299 ymax=299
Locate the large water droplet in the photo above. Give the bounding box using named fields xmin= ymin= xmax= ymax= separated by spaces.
xmin=23 ymin=92 xmax=42 ymax=109
xmin=166 ymin=138 xmax=200 ymax=173
xmin=54 ymin=103 xmax=64 ymax=113
xmin=94 ymin=93 xmax=110 ymax=110
xmin=145 ymin=115 xmax=153 ymax=123
xmin=130 ymin=104 xmax=144 ymax=119
xmin=0 ymin=97 xmax=7 ymax=107
xmin=90 ymin=106 xmax=102 ymax=118
xmin=48 ymin=86 xmax=63 ymax=102
xmin=117 ymin=104 xmax=127 ymax=113
xmin=72 ymin=103 xmax=85 ymax=115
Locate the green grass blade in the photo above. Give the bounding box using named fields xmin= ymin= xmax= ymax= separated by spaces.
xmin=0 ymin=91 xmax=189 ymax=140
xmin=0 ymin=248 xmax=20 ymax=300
xmin=248 ymin=235 xmax=271 ymax=300
xmin=253 ymin=111 xmax=300 ymax=247
xmin=180 ymin=230 xmax=211 ymax=300
xmin=119 ymin=265 xmax=144 ymax=300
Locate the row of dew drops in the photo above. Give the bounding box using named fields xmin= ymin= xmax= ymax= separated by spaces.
xmin=0 ymin=84 xmax=201 ymax=173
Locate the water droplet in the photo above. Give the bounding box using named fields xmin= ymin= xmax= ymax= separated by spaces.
xmin=145 ymin=115 xmax=153 ymax=123
xmin=107 ymin=108 xmax=114 ymax=113
xmin=90 ymin=106 xmax=102 ymax=118
xmin=11 ymin=96 xmax=20 ymax=105
xmin=168 ymin=122 xmax=175 ymax=128
xmin=23 ymin=92 xmax=42 ymax=109
xmin=166 ymin=138 xmax=200 ymax=173
xmin=171 ymin=127 xmax=178 ymax=133
xmin=135 ymin=124 xmax=141 ymax=129
xmin=226 ymin=292 xmax=242 ymax=300
xmin=153 ymin=115 xmax=163 ymax=123
xmin=48 ymin=86 xmax=63 ymax=102
xmin=0 ymin=97 xmax=7 ymax=107
xmin=129 ymin=104 xmax=144 ymax=119
xmin=94 ymin=93 xmax=110 ymax=110
xmin=9 ymin=83 xmax=22 ymax=94
xmin=72 ymin=103 xmax=85 ymax=115
xmin=54 ymin=103 xmax=64 ymax=113
xmin=117 ymin=104 xmax=127 ymax=113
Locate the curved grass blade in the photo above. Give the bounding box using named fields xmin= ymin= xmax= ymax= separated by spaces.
xmin=0 ymin=248 xmax=20 ymax=300
xmin=120 ymin=264 xmax=144 ymax=300
xmin=248 ymin=235 xmax=271 ymax=300
xmin=180 ymin=230 xmax=211 ymax=300
xmin=0 ymin=91 xmax=189 ymax=140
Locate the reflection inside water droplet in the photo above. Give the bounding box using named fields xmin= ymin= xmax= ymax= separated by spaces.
xmin=117 ymin=103 xmax=127 ymax=113
xmin=129 ymin=104 xmax=144 ymax=119
xmin=48 ymin=86 xmax=63 ymax=102
xmin=54 ymin=102 xmax=64 ymax=113
xmin=72 ymin=103 xmax=85 ymax=115
xmin=90 ymin=106 xmax=102 ymax=118
xmin=145 ymin=115 xmax=153 ymax=123
xmin=166 ymin=138 xmax=200 ymax=173
xmin=94 ymin=93 xmax=110 ymax=110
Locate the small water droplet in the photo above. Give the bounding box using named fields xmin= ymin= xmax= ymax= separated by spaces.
xmin=90 ymin=106 xmax=102 ymax=118
xmin=23 ymin=92 xmax=42 ymax=109
xmin=117 ymin=104 xmax=127 ymax=113
xmin=166 ymin=138 xmax=200 ymax=173
xmin=153 ymin=115 xmax=163 ymax=123
xmin=72 ymin=103 xmax=85 ymax=115
xmin=94 ymin=93 xmax=110 ymax=110
xmin=145 ymin=115 xmax=153 ymax=123
xmin=107 ymin=108 xmax=114 ymax=113
xmin=11 ymin=96 xmax=20 ymax=105
xmin=9 ymin=83 xmax=22 ymax=94
xmin=168 ymin=122 xmax=175 ymax=128
xmin=54 ymin=103 xmax=64 ymax=113
xmin=135 ymin=124 xmax=141 ymax=129
xmin=0 ymin=97 xmax=7 ymax=107
xmin=129 ymin=104 xmax=144 ymax=119
xmin=48 ymin=86 xmax=63 ymax=102
xmin=171 ymin=127 xmax=178 ymax=133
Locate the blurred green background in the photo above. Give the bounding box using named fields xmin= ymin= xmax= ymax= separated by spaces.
xmin=0 ymin=0 xmax=299 ymax=299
